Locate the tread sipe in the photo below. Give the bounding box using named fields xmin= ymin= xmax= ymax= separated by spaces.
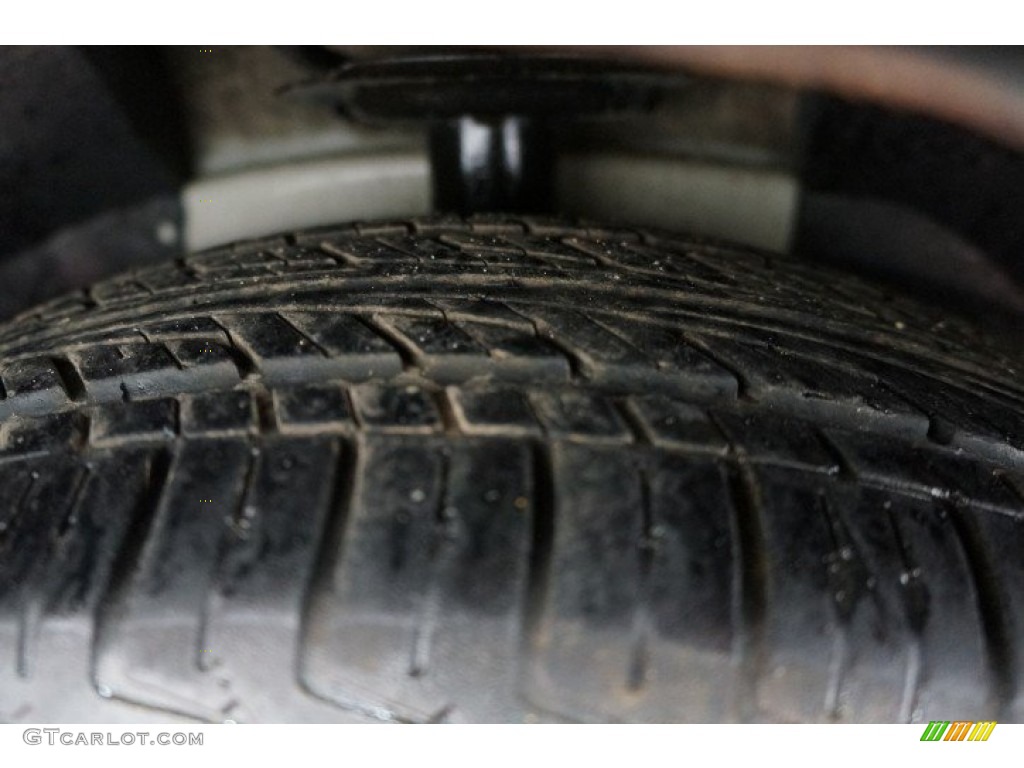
xmin=0 ymin=216 xmax=1023 ymax=724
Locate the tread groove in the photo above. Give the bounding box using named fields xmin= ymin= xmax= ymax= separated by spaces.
xmin=882 ymin=499 xmax=927 ymax=722
xmin=317 ymin=241 xmax=361 ymax=266
xmin=521 ymin=441 xmax=557 ymax=697
xmin=0 ymin=470 xmax=38 ymax=551
xmin=210 ymin=318 xmax=258 ymax=379
xmin=197 ymin=447 xmax=259 ymax=674
xmin=519 ymin=324 xmax=585 ymax=380
xmin=295 ymin=437 xmax=403 ymax=722
xmin=616 ymin=398 xmax=655 ymax=446
xmin=626 ymin=467 xmax=655 ymax=693
xmin=814 ymin=429 xmax=861 ymax=483
xmin=253 ymin=389 xmax=278 ymax=434
xmin=358 ymin=316 xmax=420 ymax=373
xmin=51 ymin=356 xmax=88 ymax=402
xmin=816 ymin=493 xmax=863 ymax=720
xmin=90 ymin=446 xmax=175 ymax=700
xmin=724 ymin=461 xmax=769 ymax=722
xmin=275 ymin=311 xmax=331 ymax=357
xmin=408 ymin=452 xmax=453 ymax=679
xmin=55 ymin=465 xmax=92 ymax=541
xmin=681 ymin=334 xmax=752 ymax=400
xmin=944 ymin=499 xmax=1017 ymax=717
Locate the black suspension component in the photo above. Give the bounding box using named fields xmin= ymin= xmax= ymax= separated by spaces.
xmin=285 ymin=52 xmax=679 ymax=215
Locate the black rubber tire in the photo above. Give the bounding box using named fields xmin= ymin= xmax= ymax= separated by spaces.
xmin=1 ymin=216 xmax=1023 ymax=724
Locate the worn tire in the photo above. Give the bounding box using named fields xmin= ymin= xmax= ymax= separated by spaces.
xmin=1 ymin=216 xmax=1023 ymax=724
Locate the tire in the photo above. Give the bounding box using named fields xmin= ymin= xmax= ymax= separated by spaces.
xmin=0 ymin=216 xmax=1022 ymax=724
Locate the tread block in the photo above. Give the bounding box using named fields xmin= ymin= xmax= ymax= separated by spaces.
xmin=827 ymin=429 xmax=1022 ymax=512
xmin=0 ymin=358 xmax=73 ymax=418
xmin=320 ymin=237 xmax=419 ymax=264
xmin=529 ymin=391 xmax=632 ymax=443
xmin=386 ymin=235 xmax=487 ymax=266
xmin=628 ymin=396 xmax=727 ymax=454
xmin=266 ymin=244 xmax=338 ymax=267
xmin=698 ymin=336 xmax=927 ymax=434
xmin=339 ymin=298 xmax=443 ymax=317
xmin=949 ymin=398 xmax=1024 ymax=464
xmin=144 ymin=317 xmax=230 ymax=341
xmin=58 ymin=333 xmax=149 ymax=352
xmin=386 ymin=317 xmax=487 ymax=358
xmin=574 ymin=238 xmax=738 ymax=287
xmin=199 ymin=438 xmax=353 ymax=722
xmin=640 ymin=230 xmax=769 ymax=270
xmin=527 ymin=446 xmax=738 ymax=722
xmin=465 ymin=216 xmax=529 ymax=234
xmin=457 ymin=322 xmax=571 ymax=382
xmin=749 ymin=470 xmax=909 ymax=722
xmin=429 ymin=298 xmax=536 ymax=332
xmin=447 ymin=388 xmax=541 ymax=437
xmin=0 ymin=461 xmax=37 ymax=539
xmin=443 ymin=231 xmax=606 ymax=270
xmin=865 ymin=362 xmax=1024 ymax=463
xmin=353 ymin=221 xmax=411 ymax=237
xmin=711 ymin=410 xmax=842 ymax=473
xmin=91 ymin=398 xmax=178 ymax=445
xmin=181 ymin=391 xmax=257 ymax=436
xmin=53 ymin=329 xmax=149 ymax=349
xmin=841 ymin=486 xmax=993 ymax=718
xmin=135 ymin=265 xmax=200 ymax=292
xmin=438 ymin=231 xmax=527 ymax=258
xmin=972 ymin=507 xmax=1024 ymax=720
xmin=1 ymin=411 xmax=88 ymax=457
xmin=189 ymin=248 xmax=279 ymax=271
xmin=0 ymin=455 xmax=90 ymax=676
xmin=376 ymin=315 xmax=492 ymax=382
xmin=69 ymin=343 xmax=221 ymax=401
xmin=164 ymin=339 xmax=240 ymax=384
xmin=0 ymin=453 xmax=171 ymax=721
xmin=72 ymin=343 xmax=177 ymax=382
xmin=215 ymin=438 xmax=342 ymax=608
xmin=0 ymin=456 xmax=85 ymax=569
xmin=18 ymin=295 xmax=94 ymax=322
xmin=302 ymin=437 xmax=533 ymax=723
xmin=350 ymin=385 xmax=442 ymax=433
xmin=89 ymin=278 xmax=151 ymax=303
xmin=218 ymin=312 xmax=318 ymax=373
xmin=527 ymin=307 xmax=651 ymax=374
xmin=500 ymin=234 xmax=605 ymax=270
xmin=223 ymin=312 xmax=404 ymax=386
xmin=596 ymin=317 xmax=738 ymax=398
xmin=270 ymin=260 xmax=337 ymax=275
xmin=274 ymin=383 xmax=354 ymax=434
xmin=283 ymin=312 xmax=403 ymax=381
xmin=527 ymin=307 xmax=735 ymax=395
xmin=94 ymin=440 xmax=253 ymax=721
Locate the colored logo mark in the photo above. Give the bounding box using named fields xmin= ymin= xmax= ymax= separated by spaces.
xmin=920 ymin=721 xmax=996 ymax=741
